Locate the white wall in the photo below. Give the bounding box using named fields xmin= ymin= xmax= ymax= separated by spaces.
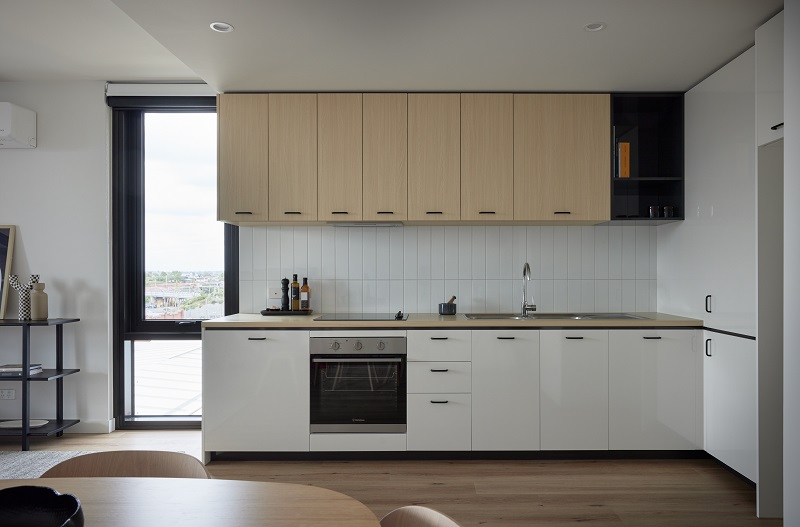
xmin=0 ymin=81 xmax=113 ymax=433
xmin=239 ymin=224 xmax=658 ymax=314
xmin=783 ymin=0 xmax=800 ymax=521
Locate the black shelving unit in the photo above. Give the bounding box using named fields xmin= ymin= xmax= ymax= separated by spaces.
xmin=0 ymin=318 xmax=80 ymax=450
xmin=611 ymin=93 xmax=684 ymax=222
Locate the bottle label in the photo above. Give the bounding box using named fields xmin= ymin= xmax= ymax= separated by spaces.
xmin=301 ymin=292 xmax=309 ymax=301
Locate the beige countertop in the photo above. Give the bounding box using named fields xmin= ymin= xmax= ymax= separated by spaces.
xmin=202 ymin=312 xmax=703 ymax=329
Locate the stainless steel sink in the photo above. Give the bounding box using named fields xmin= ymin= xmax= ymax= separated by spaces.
xmin=463 ymin=312 xmax=648 ymax=320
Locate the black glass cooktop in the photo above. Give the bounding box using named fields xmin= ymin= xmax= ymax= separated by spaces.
xmin=314 ymin=312 xmax=409 ymax=321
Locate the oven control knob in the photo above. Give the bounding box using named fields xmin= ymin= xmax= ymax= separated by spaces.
xmin=330 ymin=341 xmax=340 ymax=350
xmin=377 ymin=341 xmax=386 ymax=351
xmin=354 ymin=341 xmax=363 ymax=351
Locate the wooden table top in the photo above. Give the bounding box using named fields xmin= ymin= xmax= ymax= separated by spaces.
xmin=0 ymin=477 xmax=381 ymax=526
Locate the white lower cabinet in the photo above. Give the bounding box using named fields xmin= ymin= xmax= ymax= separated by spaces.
xmin=609 ymin=330 xmax=700 ymax=450
xmin=704 ymin=331 xmax=758 ymax=482
xmin=407 ymin=393 xmax=472 ymax=451
xmin=202 ymin=329 xmax=310 ymax=453
xmin=540 ymin=330 xmax=609 ymax=450
xmin=472 ymin=330 xmax=540 ymax=450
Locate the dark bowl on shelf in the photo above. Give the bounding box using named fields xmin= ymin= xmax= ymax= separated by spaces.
xmin=0 ymin=486 xmax=84 ymax=527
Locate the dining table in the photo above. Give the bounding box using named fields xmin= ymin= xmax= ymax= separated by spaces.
xmin=0 ymin=477 xmax=382 ymax=526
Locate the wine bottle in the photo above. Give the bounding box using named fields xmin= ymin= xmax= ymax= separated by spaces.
xmin=300 ymin=277 xmax=310 ymax=311
xmin=290 ymin=274 xmax=300 ymax=311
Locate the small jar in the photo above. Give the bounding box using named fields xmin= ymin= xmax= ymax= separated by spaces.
xmin=31 ymin=283 xmax=48 ymax=321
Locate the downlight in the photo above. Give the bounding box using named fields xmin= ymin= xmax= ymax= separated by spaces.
xmin=584 ymin=22 xmax=606 ymax=32
xmin=210 ymin=21 xmax=234 ymax=33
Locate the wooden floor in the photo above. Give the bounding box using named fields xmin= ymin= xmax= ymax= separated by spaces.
xmin=1 ymin=431 xmax=783 ymax=527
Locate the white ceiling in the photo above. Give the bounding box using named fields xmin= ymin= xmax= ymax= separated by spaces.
xmin=1 ymin=0 xmax=783 ymax=93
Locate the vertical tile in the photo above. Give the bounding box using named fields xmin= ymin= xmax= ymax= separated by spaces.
xmin=417 ymin=226 xmax=432 ymax=279
xmin=567 ymin=227 xmax=582 ymax=279
xmin=581 ymin=280 xmax=595 ymax=312
xmin=553 ymin=226 xmax=569 ymax=279
xmin=362 ymin=280 xmax=377 ymax=313
xmin=403 ymin=280 xmax=418 ymax=313
xmin=390 ymin=227 xmax=404 ymax=280
xmin=594 ymin=280 xmax=610 ymax=312
xmin=431 ymin=226 xmax=446 ymax=280
xmin=280 ymin=227 xmax=295 ymax=279
xmin=538 ymin=279 xmax=554 ymax=312
xmin=251 ymin=226 xmax=268 ymax=282
xmin=471 ymin=280 xmax=487 ymax=312
xmin=471 ymin=227 xmax=487 ymax=279
xmin=429 ymin=279 xmax=445 ymax=311
xmin=635 ymin=279 xmax=651 ymax=311
xmin=581 ymin=226 xmax=595 ymax=280
xmin=252 ymin=280 xmax=267 ymax=311
xmin=458 ymin=227 xmax=473 ymax=279
xmin=485 ymin=226 xmax=501 ymax=279
xmin=238 ymin=280 xmax=253 ymax=313
xmin=444 ymin=279 xmax=459 ymax=307
xmin=376 ymin=227 xmax=391 ymax=280
xmin=499 ymin=227 xmax=514 ymax=279
xmin=512 ymin=226 xmax=528 ymax=279
xmin=567 ymin=280 xmax=582 ymax=311
xmin=239 ymin=227 xmax=254 ymax=281
xmin=266 ymin=226 xmax=282 ymax=282
xmin=417 ymin=279 xmax=432 ymax=313
xmin=458 ymin=279 xmax=474 ymax=313
xmin=335 ymin=279 xmax=349 ymax=312
xmin=553 ymin=279 xmax=569 ymax=312
xmin=349 ymin=228 xmax=363 ymax=280
xmin=320 ymin=226 xmax=337 ymax=280
xmin=622 ymin=280 xmax=637 ymax=311
xmin=526 ymin=226 xmax=542 ymax=279
xmin=444 ymin=227 xmax=460 ymax=280
xmin=650 ymin=279 xmax=658 ymax=311
xmin=594 ymin=225 xmax=609 ymax=279
xmin=362 ymin=227 xmax=377 ymax=280
xmin=498 ymin=279 xmax=514 ymax=312
xmin=389 ymin=280 xmax=404 ymax=313
xmin=307 ymin=226 xmax=322 ymax=280
xmin=404 ymin=227 xmax=418 ymax=279
xmin=635 ymin=225 xmax=650 ymax=279
xmin=376 ymin=280 xmax=391 ymax=312
xmin=319 ymin=279 xmax=336 ymax=313
xmin=621 ymin=226 xmax=636 ymax=279
xmin=649 ymin=226 xmax=658 ymax=279
xmin=608 ymin=280 xmax=623 ymax=312
xmin=348 ymin=280 xmax=363 ymax=312
xmin=485 ymin=279 xmax=502 ymax=312
xmin=608 ymin=225 xmax=622 ymax=280
xmin=526 ymin=280 xmax=541 ymax=313
xmin=293 ymin=226 xmax=308 ymax=279
xmin=335 ymin=228 xmax=349 ymax=279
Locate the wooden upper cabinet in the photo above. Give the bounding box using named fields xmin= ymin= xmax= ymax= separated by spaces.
xmin=514 ymin=94 xmax=610 ymax=223
xmin=318 ymin=93 xmax=362 ymax=221
xmin=268 ymin=94 xmax=317 ymax=221
xmin=461 ymin=93 xmax=513 ymax=221
xmin=217 ymin=94 xmax=269 ymax=223
xmin=408 ymin=94 xmax=461 ymax=221
xmin=363 ymin=93 xmax=408 ymax=221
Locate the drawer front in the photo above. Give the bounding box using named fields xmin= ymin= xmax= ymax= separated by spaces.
xmin=407 ymin=361 xmax=471 ymax=393
xmin=408 ymin=330 xmax=471 ymax=361
xmin=407 ymin=393 xmax=472 ymax=451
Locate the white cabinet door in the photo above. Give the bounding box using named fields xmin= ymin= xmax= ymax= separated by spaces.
xmin=407 ymin=361 xmax=471 ymax=394
xmin=609 ymin=330 xmax=700 ymax=450
xmin=704 ymin=331 xmax=758 ymax=482
xmin=407 ymin=330 xmax=471 ymax=361
xmin=472 ymin=330 xmax=539 ymax=451
xmin=756 ymin=11 xmax=784 ymax=146
xmin=540 ymin=330 xmax=608 ymax=450
xmin=202 ymin=330 xmax=310 ymax=452
xmin=407 ymin=393 xmax=471 ymax=451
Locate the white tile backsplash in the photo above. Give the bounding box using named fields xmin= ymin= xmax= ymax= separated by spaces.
xmin=238 ymin=225 xmax=658 ymax=314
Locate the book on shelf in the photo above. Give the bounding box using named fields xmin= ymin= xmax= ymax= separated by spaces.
xmin=0 ymin=363 xmax=43 ymax=375
xmin=616 ymin=141 xmax=631 ymax=178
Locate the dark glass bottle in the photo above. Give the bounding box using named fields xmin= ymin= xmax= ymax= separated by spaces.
xmin=300 ymin=277 xmax=310 ymax=310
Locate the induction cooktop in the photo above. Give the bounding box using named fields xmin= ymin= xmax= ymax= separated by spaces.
xmin=314 ymin=311 xmax=409 ymax=321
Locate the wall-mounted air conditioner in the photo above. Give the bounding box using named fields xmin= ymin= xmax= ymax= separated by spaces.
xmin=0 ymin=102 xmax=37 ymax=148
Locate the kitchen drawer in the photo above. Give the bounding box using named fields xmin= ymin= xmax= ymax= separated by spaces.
xmin=407 ymin=361 xmax=471 ymax=394
xmin=407 ymin=393 xmax=471 ymax=451
xmin=408 ymin=330 xmax=471 ymax=361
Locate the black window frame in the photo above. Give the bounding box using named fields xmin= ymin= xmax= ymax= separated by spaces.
xmin=109 ymin=96 xmax=238 ymax=429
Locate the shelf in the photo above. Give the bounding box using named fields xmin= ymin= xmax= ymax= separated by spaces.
xmin=0 ymin=419 xmax=80 ymax=437
xmin=0 ymin=318 xmax=79 ymax=327
xmin=0 ymin=369 xmax=81 ymax=382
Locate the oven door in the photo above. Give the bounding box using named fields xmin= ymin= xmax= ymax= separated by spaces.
xmin=310 ymin=354 xmax=406 ymax=433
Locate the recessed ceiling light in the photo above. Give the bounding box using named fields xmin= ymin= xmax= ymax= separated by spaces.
xmin=584 ymin=22 xmax=606 ymax=32
xmin=210 ymin=21 xmax=234 ymax=33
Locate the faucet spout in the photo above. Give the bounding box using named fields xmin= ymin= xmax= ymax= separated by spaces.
xmin=521 ymin=263 xmax=536 ymax=316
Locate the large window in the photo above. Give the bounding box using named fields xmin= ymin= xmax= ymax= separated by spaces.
xmin=111 ymin=96 xmax=238 ymax=428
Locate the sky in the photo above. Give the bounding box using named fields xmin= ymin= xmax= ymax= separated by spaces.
xmin=144 ymin=113 xmax=224 ymax=272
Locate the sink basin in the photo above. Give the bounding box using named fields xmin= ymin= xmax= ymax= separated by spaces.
xmin=463 ymin=312 xmax=648 ymax=321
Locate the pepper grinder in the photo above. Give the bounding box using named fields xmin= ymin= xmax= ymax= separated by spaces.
xmin=280 ymin=278 xmax=290 ymax=311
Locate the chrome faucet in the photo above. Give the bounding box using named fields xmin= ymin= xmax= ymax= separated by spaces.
xmin=521 ymin=262 xmax=536 ymax=316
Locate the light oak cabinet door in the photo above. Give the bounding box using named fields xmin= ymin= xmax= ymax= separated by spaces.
xmin=461 ymin=93 xmax=513 ymax=221
xmin=408 ymin=93 xmax=460 ymax=221
xmin=217 ymin=94 xmax=269 ymax=222
xmin=318 ymin=93 xmax=362 ymax=221
xmin=268 ymin=94 xmax=317 ymax=221
xmin=514 ymin=94 xmax=610 ymax=223
xmin=363 ymin=93 xmax=408 ymax=221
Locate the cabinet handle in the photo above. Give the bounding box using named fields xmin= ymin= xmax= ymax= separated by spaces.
xmin=430 ymin=368 xmax=449 ymax=372
xmin=497 ymin=336 xmax=516 ymax=340
xmin=248 ymin=337 xmax=267 ymax=341
xmin=565 ymin=336 xmax=584 ymax=340
xmin=284 ymin=211 xmax=302 ymax=215
xmin=426 ymin=211 xmax=443 ymax=215
xmin=770 ymin=122 xmax=784 ymax=131
xmin=430 ymin=337 xmax=449 ymax=340
xmin=234 ymin=211 xmax=253 ymax=215
xmin=554 ymin=211 xmax=572 ymax=215
xmin=479 ymin=211 xmax=496 ymax=215
xmin=705 ymin=295 xmax=712 ymax=313
xmin=377 ymin=211 xmax=394 ymax=214
xmin=176 ymin=321 xmax=198 ymax=326
xmin=705 ymin=338 xmax=712 ymax=357
xmin=331 ymin=211 xmax=349 ymax=215
xmin=642 ymin=336 xmax=662 ymax=340
xmin=430 ymin=400 xmax=449 ymax=404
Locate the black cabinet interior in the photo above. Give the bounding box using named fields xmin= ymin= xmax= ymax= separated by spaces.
xmin=611 ymin=94 xmax=684 ymax=222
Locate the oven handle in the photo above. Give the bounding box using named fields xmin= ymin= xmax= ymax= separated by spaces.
xmin=312 ymin=357 xmax=403 ymax=363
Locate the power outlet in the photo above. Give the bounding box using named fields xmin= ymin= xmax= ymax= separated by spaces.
xmin=268 ymin=288 xmax=282 ymax=300
xmin=0 ymin=389 xmax=16 ymax=400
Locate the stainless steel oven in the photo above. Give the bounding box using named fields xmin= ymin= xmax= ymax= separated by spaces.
xmin=310 ymin=336 xmax=406 ymax=433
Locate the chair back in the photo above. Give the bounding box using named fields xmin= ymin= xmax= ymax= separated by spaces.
xmin=39 ymin=450 xmax=210 ymax=479
xmin=380 ymin=505 xmax=461 ymax=527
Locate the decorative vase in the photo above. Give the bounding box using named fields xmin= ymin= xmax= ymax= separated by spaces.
xmin=31 ymin=282 xmax=48 ymax=321
xmin=8 ymin=274 xmax=38 ymax=321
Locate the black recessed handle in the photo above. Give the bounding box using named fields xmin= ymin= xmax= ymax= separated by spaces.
xmin=705 ymin=295 xmax=712 ymax=313
xmin=248 ymin=337 xmax=267 ymax=341
xmin=426 ymin=211 xmax=443 ymax=215
xmin=331 ymin=211 xmax=349 ymax=215
xmin=430 ymin=337 xmax=449 ymax=340
xmin=377 ymin=211 xmax=394 ymax=214
xmin=284 ymin=211 xmax=302 ymax=215
xmin=565 ymin=336 xmax=584 ymax=340
xmin=770 ymin=122 xmax=784 ymax=131
xmin=479 ymin=211 xmax=496 ymax=215
xmin=430 ymin=400 xmax=449 ymax=404
xmin=705 ymin=338 xmax=712 ymax=357
xmin=554 ymin=211 xmax=572 ymax=215
xmin=643 ymin=336 xmax=662 ymax=340
xmin=234 ymin=211 xmax=253 ymax=215
xmin=497 ymin=336 xmax=516 ymax=340
xmin=176 ymin=321 xmax=198 ymax=326
xmin=430 ymin=368 xmax=449 ymax=372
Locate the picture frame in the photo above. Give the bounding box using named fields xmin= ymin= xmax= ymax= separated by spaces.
xmin=0 ymin=225 xmax=16 ymax=319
